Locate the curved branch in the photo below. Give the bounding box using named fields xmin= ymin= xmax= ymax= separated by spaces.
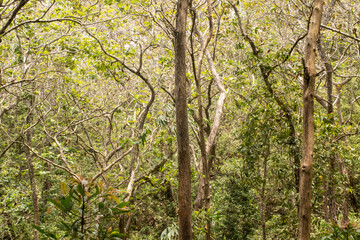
xmin=0 ymin=0 xmax=30 ymax=38
xmin=321 ymin=24 xmax=360 ymax=42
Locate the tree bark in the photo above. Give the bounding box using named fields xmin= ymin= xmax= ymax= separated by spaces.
xmin=299 ymin=1 xmax=323 ymax=239
xmin=174 ymin=0 xmax=192 ymax=239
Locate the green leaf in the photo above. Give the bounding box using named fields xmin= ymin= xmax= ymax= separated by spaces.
xmin=32 ymin=225 xmax=57 ymax=239
xmin=49 ymin=199 xmax=66 ymax=213
xmin=60 ymin=194 xmax=74 ymax=212
xmin=98 ymin=202 xmax=105 ymax=210
xmin=76 ymin=183 xmax=85 ymax=197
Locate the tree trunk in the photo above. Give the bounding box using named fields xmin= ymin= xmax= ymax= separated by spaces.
xmin=335 ymin=92 xmax=352 ymax=224
xmin=317 ymin=38 xmax=336 ymax=222
xmin=338 ymin=156 xmax=350 ymax=224
xmin=316 ymin=0 xmax=337 ymax=221
xmin=25 ymin=95 xmax=40 ymax=240
xmin=261 ymin=140 xmax=270 ymax=240
xmin=40 ymin=161 xmax=52 ymax=217
xmin=299 ymin=1 xmax=323 ymax=239
xmin=174 ymin=0 xmax=192 ymax=239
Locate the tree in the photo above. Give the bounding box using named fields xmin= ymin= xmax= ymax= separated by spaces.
xmin=174 ymin=0 xmax=192 ymax=239
xmin=299 ymin=1 xmax=323 ymax=239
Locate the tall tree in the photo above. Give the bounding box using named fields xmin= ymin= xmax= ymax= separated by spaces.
xmin=299 ymin=0 xmax=323 ymax=239
xmin=174 ymin=0 xmax=192 ymax=239
xmin=189 ymin=2 xmax=227 ymax=238
xmin=316 ymin=0 xmax=337 ymax=222
xmin=24 ymin=84 xmax=40 ymax=240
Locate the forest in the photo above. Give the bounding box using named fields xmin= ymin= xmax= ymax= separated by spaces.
xmin=1 ymin=0 xmax=360 ymax=239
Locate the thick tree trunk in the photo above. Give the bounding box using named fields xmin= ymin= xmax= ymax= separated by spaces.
xmin=174 ymin=0 xmax=192 ymax=239
xmin=299 ymin=1 xmax=323 ymax=239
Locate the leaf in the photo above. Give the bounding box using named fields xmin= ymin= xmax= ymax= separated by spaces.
xmin=88 ymin=186 xmax=100 ymax=202
xmin=98 ymin=202 xmax=105 ymax=210
xmin=61 ymin=182 xmax=67 ymax=195
xmin=109 ymin=230 xmax=126 ymax=238
xmin=112 ymin=202 xmax=130 ymax=214
xmin=57 ymin=221 xmax=71 ymax=231
xmin=77 ymin=183 xmax=85 ymax=197
xmin=59 ymin=193 xmax=74 ymax=212
xmin=32 ymin=225 xmax=47 ymax=234
xmin=32 ymin=225 xmax=57 ymax=239
xmin=46 ymin=206 xmax=53 ymax=214
xmin=69 ymin=177 xmax=81 ymax=184
xmin=108 ymin=193 xmax=120 ymax=203
xmin=49 ymin=199 xmax=66 ymax=213
xmin=115 ymin=201 xmax=129 ymax=209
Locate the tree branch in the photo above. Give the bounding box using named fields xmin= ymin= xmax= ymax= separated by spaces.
xmin=321 ymin=24 xmax=360 ymax=42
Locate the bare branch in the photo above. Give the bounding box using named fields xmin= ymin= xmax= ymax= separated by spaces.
xmin=321 ymin=24 xmax=360 ymax=42
xmin=314 ymin=93 xmax=329 ymax=109
xmin=23 ymin=141 xmax=81 ymax=181
xmin=91 ymin=147 xmax=133 ymax=182
xmin=134 ymin=157 xmax=168 ymax=183
xmin=335 ymin=121 xmax=360 ymax=141
xmin=0 ymin=0 xmax=30 ymax=38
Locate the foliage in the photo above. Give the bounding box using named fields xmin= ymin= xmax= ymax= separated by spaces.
xmin=160 ymin=222 xmax=178 ymax=240
xmin=1 ymin=0 xmax=360 ymax=239
xmin=33 ymin=178 xmax=129 ymax=240
xmin=320 ymin=222 xmax=360 ymax=240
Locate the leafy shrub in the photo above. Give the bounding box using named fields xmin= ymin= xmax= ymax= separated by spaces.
xmin=321 ymin=222 xmax=360 ymax=240
xmin=33 ymin=177 xmax=129 ymax=240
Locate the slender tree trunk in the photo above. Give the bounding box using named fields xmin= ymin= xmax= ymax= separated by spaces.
xmin=40 ymin=161 xmax=51 ymax=216
xmin=261 ymin=140 xmax=270 ymax=240
xmin=231 ymin=3 xmax=300 ymax=195
xmin=317 ymin=38 xmax=336 ymax=222
xmin=316 ymin=0 xmax=337 ymax=220
xmin=189 ymin=3 xmax=221 ymax=237
xmin=190 ymin=11 xmax=209 ymax=211
xmin=25 ymin=95 xmax=40 ymax=240
xmin=174 ymin=0 xmax=192 ymax=239
xmin=118 ymin=61 xmax=155 ymax=237
xmin=338 ymin=156 xmax=350 ymax=224
xmin=335 ymin=91 xmax=352 ymax=223
xmin=25 ymin=144 xmax=40 ymax=240
xmin=119 ymin=145 xmax=139 ymax=239
xmin=299 ymin=1 xmax=323 ymax=239
xmin=335 ymin=87 xmax=353 ymax=224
